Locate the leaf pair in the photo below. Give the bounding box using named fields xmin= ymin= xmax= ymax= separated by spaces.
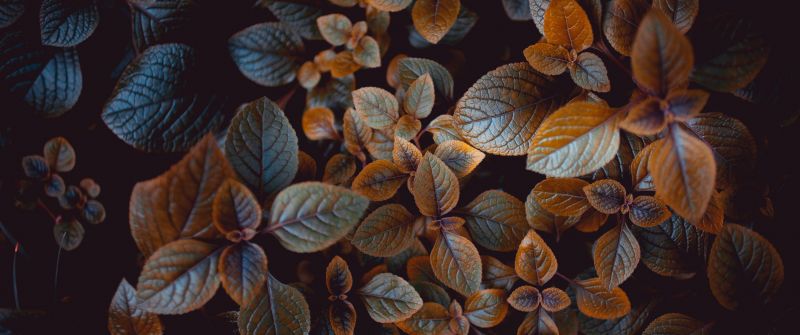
xmin=583 ymin=179 xmax=671 ymax=228
xmin=398 ymin=290 xmax=508 ymax=335
xmin=524 ymin=0 xmax=610 ymax=92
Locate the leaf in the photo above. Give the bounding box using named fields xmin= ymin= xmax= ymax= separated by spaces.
xmin=628 ymin=196 xmax=671 ymax=228
xmin=395 ymin=115 xmax=422 ymax=140
xmin=642 ymin=313 xmax=708 ymax=335
xmin=543 ymin=0 xmax=593 ymax=52
xmin=404 ymin=73 xmax=435 ymax=119
xmin=465 ymin=289 xmax=509 ymax=328
xmin=707 ymin=224 xmax=784 ymax=310
xmin=366 ymin=128 xmax=395 ymax=161
xmin=570 ymin=52 xmax=610 ymax=92
xmin=431 ymin=230 xmax=482 ymax=296
xmin=631 ymin=9 xmax=693 ymax=97
xmin=411 ymin=0 xmax=461 ymax=44
xmin=44 ymin=174 xmax=65 ymax=197
xmin=136 ymin=239 xmax=221 ymax=314
xmin=352 ymin=87 xmax=400 ymax=129
xmin=0 ymin=0 xmax=24 ymax=28
xmin=647 ymin=124 xmax=715 ymax=223
xmin=53 ymin=218 xmax=84 ymax=251
xmin=540 ymin=287 xmax=571 ymax=312
xmin=331 ymin=51 xmax=361 ymax=78
xmin=102 ymin=43 xmax=225 ymax=152
xmin=295 ymin=151 xmax=317 ymax=182
xmin=238 ymin=273 xmax=311 ymax=335
xmin=307 ymin=75 xmax=355 ymax=112
xmin=352 ymin=204 xmax=417 ymax=257
xmin=297 ymin=61 xmax=320 ymax=89
xmin=368 ymin=0 xmax=413 ymax=12
xmin=393 ymin=137 xmax=423 ymax=173
xmin=461 ymin=190 xmax=528 ymax=252
xmin=329 ymin=300 xmax=357 ymax=335
xmin=685 ymin=113 xmax=756 ymax=188
xmin=407 ymin=256 xmax=438 ymax=283
xmin=260 ymin=0 xmax=323 ymax=40
xmin=302 ymin=107 xmax=338 ymax=141
xmin=602 ymin=0 xmax=648 ymax=56
xmin=128 ymin=0 xmax=193 ymax=52
xmin=21 ymin=155 xmax=49 ymax=180
xmin=212 ymin=179 xmax=262 ymax=236
xmin=326 ymin=256 xmax=353 ymax=295
xmin=399 ymin=57 xmax=454 ymax=99
xmin=518 ymin=309 xmax=559 ymax=335
xmin=664 ymin=89 xmax=708 ymax=121
xmin=358 ymin=273 xmax=424 ymax=323
xmin=413 ymin=153 xmax=460 ymax=217
xmin=532 ymin=178 xmax=591 ymax=216
xmin=343 ymin=107 xmax=372 ymax=157
xmin=583 ymin=179 xmax=626 ymax=214
xmin=631 ymin=141 xmax=655 ymax=191
xmin=226 ymin=97 xmax=299 ymax=198
xmin=433 ymin=140 xmax=485 ymax=178
xmin=454 ymin=62 xmax=564 ymax=156
xmin=228 ymin=22 xmax=304 ymax=87
xmin=409 ymin=6 xmax=479 ymax=48
xmin=396 ymin=302 xmax=451 ymax=334
xmin=352 ymin=160 xmax=407 ymax=201
xmin=503 ymin=0 xmax=533 ymax=21
xmin=508 ymin=285 xmax=541 ymax=312
xmin=481 ymin=256 xmax=519 ymax=290
xmin=633 ymin=213 xmax=708 ymax=278
xmin=579 ymin=295 xmax=656 ymax=335
xmin=523 ymin=42 xmax=570 ymax=76
xmin=323 ymin=153 xmax=357 ymax=185
xmin=428 ymin=115 xmax=464 ymax=145
xmin=386 ymin=238 xmax=428 ymax=274
xmin=268 ymin=182 xmax=369 ymax=253
xmin=575 ymin=277 xmax=631 ymax=319
xmin=219 ymin=242 xmax=268 ymax=306
xmin=353 ymin=36 xmax=381 ymax=68
xmin=652 ymin=0 xmax=698 ymax=33
xmin=129 ymin=135 xmax=233 ymax=257
xmin=515 ymin=230 xmax=558 ymax=286
xmin=108 ymin=279 xmax=163 ymax=335
xmin=527 ymin=102 xmax=621 ymax=177
xmin=39 ymin=0 xmax=98 ymax=47
xmin=43 ymin=137 xmax=75 ymax=173
xmin=593 ymin=223 xmax=640 ymax=290
xmin=317 ymin=14 xmax=352 ymax=46
xmin=529 ymin=0 xmax=551 ymax=34
xmin=620 ymin=96 xmax=666 ymax=136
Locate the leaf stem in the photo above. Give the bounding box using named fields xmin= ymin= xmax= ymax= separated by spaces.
xmin=555 ymin=272 xmax=580 ymax=287
xmin=277 ymin=84 xmax=299 ymax=111
xmin=13 ymin=242 xmax=21 ymax=310
xmin=53 ymin=232 xmax=66 ymax=304
xmin=36 ymin=200 xmax=59 ymax=224
xmin=592 ymin=40 xmax=633 ymax=79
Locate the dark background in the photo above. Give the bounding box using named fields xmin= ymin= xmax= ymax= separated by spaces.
xmin=1 ymin=0 xmax=798 ymax=334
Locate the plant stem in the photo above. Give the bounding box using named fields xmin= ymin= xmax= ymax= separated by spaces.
xmin=53 ymin=232 xmax=66 ymax=304
xmin=13 ymin=242 xmax=20 ymax=310
xmin=0 ymin=220 xmax=25 ymax=256
xmin=277 ymin=84 xmax=299 ymax=110
xmin=555 ymin=272 xmax=580 ymax=287
xmin=36 ymin=200 xmax=59 ymax=224
xmin=592 ymin=40 xmax=633 ymax=78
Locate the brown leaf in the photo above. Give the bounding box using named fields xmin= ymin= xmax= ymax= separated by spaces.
xmin=464 ymin=289 xmax=509 ymax=328
xmin=386 ymin=54 xmax=407 ymax=89
xmin=352 ymin=204 xmax=417 ymax=257
xmin=343 ymin=108 xmax=372 ymax=157
xmin=302 ymin=107 xmax=338 ymax=141
xmin=353 ymin=36 xmax=381 ymax=68
xmin=628 ymin=195 xmax=671 ymax=227
xmin=631 ymin=140 xmax=655 ymax=191
xmin=317 ymin=14 xmax=352 ymax=46
xmin=643 ymin=313 xmax=708 ymax=335
xmin=369 ymin=0 xmax=413 ymax=12
xmin=366 ymin=128 xmax=395 ymax=161
xmin=395 ymin=115 xmax=422 ymax=140
xmin=411 ymin=0 xmax=461 ymax=44
xmin=532 ymin=178 xmax=591 ymax=217
xmin=352 ymin=160 xmax=408 ymax=201
xmin=664 ymin=89 xmax=709 ymax=122
xmin=634 ymin=212 xmax=709 ymax=279
xmin=461 ymin=190 xmax=528 ymax=252
xmin=543 ymin=0 xmax=593 ymax=52
xmin=433 ymin=140 xmax=485 ymax=178
xmin=393 ymin=137 xmax=423 ymax=173
xmin=648 ymin=124 xmax=716 ymax=223
xmin=685 ymin=113 xmax=757 ymax=189
xmin=108 ymin=279 xmax=163 ymax=335
xmin=326 ymin=256 xmax=353 ymax=295
xmin=570 ymin=52 xmax=610 ymax=92
xmin=212 ymin=179 xmax=262 ymax=237
xmin=481 ymin=255 xmax=519 ymax=290
xmin=238 ymin=273 xmax=311 ymax=335
xmin=527 ymin=102 xmax=621 ymax=177
xmin=540 ymin=287 xmax=571 ymax=312
xmin=631 ymin=9 xmax=693 ymax=97
xmin=525 ymin=190 xmax=560 ymax=235
xmin=583 ymin=179 xmax=627 ymax=214
xmin=413 ymin=153 xmax=460 ymax=217
xmin=593 ymin=223 xmax=640 ymax=290
xmin=517 ymin=309 xmax=559 ymax=335
xmin=54 ymin=218 xmax=84 ymax=251
xmin=428 ymin=114 xmax=464 ymax=145
xmin=652 ymin=0 xmax=699 ymax=33
xmin=507 ymin=285 xmax=541 ymax=312
xmin=352 ymin=87 xmax=399 ymax=129
xmin=404 ymin=73 xmax=435 ymax=119
xmin=523 ymin=42 xmax=570 ymax=76
xmin=43 ymin=136 xmax=75 ymax=172
xmin=358 ymin=273 xmax=424 ymax=323
xmin=297 ymin=61 xmax=320 ymax=89
xmin=329 ymin=300 xmax=357 ymax=335
xmin=515 ymin=230 xmax=558 ymax=286
xmin=295 ymin=151 xmax=317 ymax=182
xmin=620 ymin=96 xmax=666 ymax=136
xmin=407 ymin=256 xmax=438 ymax=283
xmin=603 ymin=0 xmax=648 ymax=56
xmin=219 ymin=242 xmax=268 ymax=306
xmin=396 ymin=302 xmax=451 ymax=334
xmin=431 ymin=230 xmax=482 ymax=296
xmin=574 ymin=208 xmax=610 ymax=233
xmin=331 ymin=51 xmax=361 ymax=78
xmin=575 ymin=277 xmax=631 ymax=319
xmin=323 ymin=153 xmax=357 ymax=185
xmin=692 ymin=191 xmax=723 ymax=234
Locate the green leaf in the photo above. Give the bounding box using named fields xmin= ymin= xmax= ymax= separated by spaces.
xmin=228 ymin=22 xmax=305 ymax=87
xmin=358 ymin=273 xmax=424 ymax=323
xmin=238 ymin=272 xmax=311 ymax=335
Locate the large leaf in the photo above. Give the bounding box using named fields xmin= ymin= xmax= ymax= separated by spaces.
xmin=454 ymin=62 xmax=564 ymax=156
xmin=396 ymin=302 xmax=451 ymax=334
xmin=136 ymin=239 xmax=222 ymax=314
xmin=465 ymin=289 xmax=509 ymax=328
xmin=413 ymin=153 xmax=460 ymax=217
xmin=225 ymin=97 xmax=299 ymax=197
xmin=128 ymin=0 xmax=193 ymax=52
xmin=0 ymin=0 xmax=24 ymax=28
xmin=602 ymin=0 xmax=648 ymax=56
xmin=268 ymin=182 xmax=369 ymax=253
xmin=238 ymin=273 xmax=311 ymax=335
xmin=398 ymin=57 xmax=454 ymax=99
xmin=527 ymin=102 xmax=621 ymax=177
xmin=707 ymin=224 xmax=784 ymax=310
xmin=411 ymin=0 xmax=461 ymax=44
xmin=575 ymin=277 xmax=631 ymax=319
xmin=103 ymin=43 xmax=226 ymax=152
xmin=631 ymin=9 xmax=693 ymax=97
xmin=593 ymin=223 xmax=640 ymax=290
xmin=228 ymin=22 xmax=304 ymax=87
xmin=633 ymin=213 xmax=709 ymax=278
xmin=515 ymin=230 xmax=558 ymax=286
xmin=260 ymin=0 xmax=323 ymax=40
xmin=108 ymin=279 xmax=163 ymax=335
xmin=358 ymin=273 xmax=424 ymax=323
xmin=685 ymin=113 xmax=756 ymax=188
xmin=461 ymin=190 xmax=528 ymax=252
xmin=543 ymin=0 xmax=593 ymax=52
xmin=40 ymin=0 xmax=98 ymax=47
xmin=352 ymin=204 xmax=417 ymax=257
xmin=129 ymin=135 xmax=233 ymax=257
xmin=352 ymin=160 xmax=407 ymax=201
xmin=431 ymin=230 xmax=482 ymax=296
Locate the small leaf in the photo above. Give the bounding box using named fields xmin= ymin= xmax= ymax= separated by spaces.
xmin=82 ymin=199 xmax=106 ymax=224
xmin=461 ymin=190 xmax=528 ymax=252
xmin=238 ymin=273 xmax=311 ymax=335
xmin=53 ymin=218 xmax=84 ymax=251
xmin=296 ymin=151 xmax=317 ymax=183
xmin=708 ymin=224 xmax=784 ymax=310
xmin=518 ymin=309 xmax=559 ymax=335
xmin=323 ymin=153 xmax=357 ymax=185
xmin=366 ymin=128 xmax=395 ymax=161
xmin=308 ymin=75 xmax=355 ymax=112
xmin=297 ymin=61 xmax=320 ymax=89
xmin=43 ymin=137 xmax=75 ymax=172
xmin=664 ymin=89 xmax=709 ymax=121
xmin=212 ymin=179 xmax=262 ymax=236
xmin=583 ymin=179 xmax=626 ymax=214
xmin=404 ymin=73 xmax=435 ymax=119
xmin=45 ymin=174 xmax=66 ymax=197
xmin=393 ymin=137 xmax=423 ymax=173
xmin=411 ymin=0 xmax=461 ymax=44
xmin=317 ymin=14 xmax=352 ymax=46
xmin=481 ymin=256 xmax=519 ymax=290
xmin=352 ymin=87 xmax=400 ymax=129
xmin=228 ymin=23 xmax=304 ymax=87
xmin=353 ymin=36 xmax=381 ymax=68
xmin=395 ymin=115 xmax=422 ymax=140
xmin=620 ymin=96 xmax=666 ymax=136
xmin=575 ymin=277 xmax=631 ymax=319
xmin=136 ymin=239 xmax=221 ymax=314
xmin=413 ymin=153 xmax=460 ymax=217
xmin=527 ymin=102 xmax=621 ymax=177
xmin=329 ymin=300 xmax=357 ymax=335
xmin=326 ymin=256 xmax=353 ymax=295
xmin=523 ymin=42 xmax=570 ymax=76
xmin=532 ymin=178 xmax=591 ymax=217
xmin=226 ymin=97 xmax=299 ymax=198
xmin=593 ymin=223 xmax=640 ymax=290
xmin=543 ymin=0 xmax=593 ymax=52
xmin=358 ymin=273 xmax=424 ymax=323
xmin=219 ymin=242 xmax=268 ymax=306
xmin=302 ymin=107 xmax=338 ymax=141
xmin=508 ymin=285 xmax=541 ymax=312
xmin=396 ymin=302 xmax=451 ymax=334
xmin=631 ymin=141 xmax=655 ymax=191
xmin=343 ymin=108 xmax=372 ymax=157
xmin=465 ymin=289 xmax=509 ymax=328
xmin=331 ymin=51 xmax=361 ymax=78
xmin=433 ymin=140 xmax=485 ymax=178
xmin=39 ymin=0 xmax=98 ymax=47
xmin=268 ymin=182 xmax=369 ymax=253
xmin=352 ymin=160 xmax=407 ymax=201
xmin=570 ymin=52 xmax=610 ymax=92
xmin=431 ymin=230 xmax=482 ymax=296
xmin=643 ymin=313 xmax=708 ymax=335
xmin=603 ymin=0 xmax=648 ymax=56
xmin=399 ymin=57 xmax=454 ymax=99
xmin=108 ymin=279 xmax=163 ymax=335
xmin=352 ymin=204 xmax=417 ymax=257
xmin=515 ymin=230 xmax=558 ymax=286
xmin=631 ymin=9 xmax=693 ymax=97
xmin=628 ymin=196 xmax=671 ymax=227
xmin=368 ymin=0 xmax=412 ymax=12
xmin=22 ymin=155 xmax=49 ymax=180
xmin=540 ymin=287 xmax=571 ymax=312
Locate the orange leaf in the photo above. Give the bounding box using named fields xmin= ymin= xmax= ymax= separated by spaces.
xmin=352 ymin=160 xmax=408 ymax=201
xmin=593 ymin=223 xmax=640 ymax=290
xmin=464 ymin=289 xmax=509 ymax=328
xmin=540 ymin=287 xmax=571 ymax=312
xmin=393 ymin=137 xmax=423 ymax=173
xmin=219 ymin=242 xmax=268 ymax=306
xmin=583 ymin=179 xmax=627 ymax=214
xmin=532 ymin=178 xmax=591 ymax=217
xmin=631 ymin=9 xmax=693 ymax=97
xmin=433 ymin=140 xmax=485 ymax=178
xmin=515 ymin=230 xmax=558 ymax=286
xmin=575 ymin=277 xmax=631 ymax=319
xmin=326 ymin=255 xmax=353 ymax=295
xmin=431 ymin=230 xmax=482 ymax=296
xmin=108 ymin=279 xmax=163 ymax=335
xmin=351 ymin=204 xmax=417 ymax=257
xmin=523 ymin=42 xmax=570 ymax=76
xmin=543 ymin=0 xmax=593 ymax=52
xmin=411 ymin=0 xmax=461 ymax=44
xmin=323 ymin=153 xmax=357 ymax=185
xmin=620 ymin=96 xmax=666 ymax=136
xmin=507 ymin=285 xmax=541 ymax=312
xmin=343 ymin=108 xmax=372 ymax=157
xmin=316 ymin=14 xmax=352 ymax=46
xmin=331 ymin=51 xmax=361 ymax=78
xmin=413 ymin=153 xmax=460 ymax=217
xmin=212 ymin=179 xmax=262 ymax=237
xmin=628 ymin=195 xmax=671 ymax=227
xmin=302 ymin=107 xmax=338 ymax=141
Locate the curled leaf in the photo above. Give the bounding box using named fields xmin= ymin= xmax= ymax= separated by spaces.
xmin=642 ymin=313 xmax=708 ymax=335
